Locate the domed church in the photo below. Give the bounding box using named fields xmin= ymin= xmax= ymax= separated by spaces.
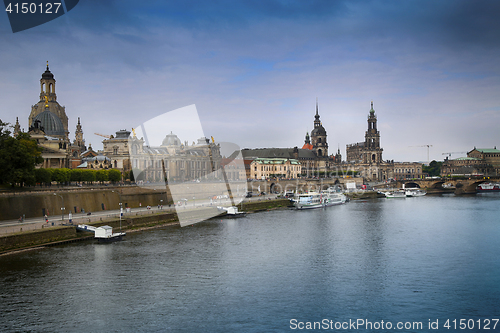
xmin=29 ymin=63 xmax=69 ymax=139
xmin=25 ymin=63 xmax=86 ymax=169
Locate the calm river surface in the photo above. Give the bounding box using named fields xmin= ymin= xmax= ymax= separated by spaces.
xmin=1 ymin=194 xmax=500 ymax=332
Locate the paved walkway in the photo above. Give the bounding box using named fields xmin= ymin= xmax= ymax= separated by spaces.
xmin=0 ymin=195 xmax=277 ymax=236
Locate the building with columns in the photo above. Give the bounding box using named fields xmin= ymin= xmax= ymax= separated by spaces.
xmin=441 ymin=147 xmax=500 ymax=176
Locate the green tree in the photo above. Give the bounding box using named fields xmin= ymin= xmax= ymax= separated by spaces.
xmin=423 ymin=160 xmax=443 ymax=177
xmin=0 ymin=121 xmax=43 ymax=187
xmin=52 ymin=168 xmax=71 ymax=185
xmin=96 ymin=169 xmax=108 ymax=184
xmin=108 ymin=169 xmax=122 ymax=183
xmin=82 ymin=169 xmax=96 ymax=184
xmin=35 ymin=168 xmax=52 ymax=185
xmin=70 ymin=169 xmax=83 ymax=185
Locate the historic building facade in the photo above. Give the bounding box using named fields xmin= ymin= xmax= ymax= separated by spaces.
xmin=24 ymin=64 xmax=86 ymax=169
xmin=243 ymin=100 xmax=337 ymax=178
xmin=15 ymin=67 xmax=429 ymax=183
xmin=101 ymin=130 xmax=224 ymax=182
xmin=441 ymin=147 xmax=500 ymax=176
xmin=345 ymin=102 xmax=422 ymax=181
xmin=101 ymin=130 xmax=133 ymax=172
xmin=346 ymin=102 xmax=383 ymax=164
xmin=248 ymin=158 xmax=301 ymax=180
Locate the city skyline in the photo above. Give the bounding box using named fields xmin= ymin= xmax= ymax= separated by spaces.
xmin=1 ymin=0 xmax=499 ymax=162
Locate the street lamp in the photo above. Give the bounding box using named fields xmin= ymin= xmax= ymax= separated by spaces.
xmin=53 ymin=193 xmax=65 ymax=221
xmin=119 ymin=202 xmax=123 ymax=232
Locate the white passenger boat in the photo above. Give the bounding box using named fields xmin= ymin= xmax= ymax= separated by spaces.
xmin=322 ymin=187 xmax=347 ymax=206
xmin=380 ymin=190 xmax=406 ymax=198
xmin=405 ymin=188 xmax=426 ymax=197
xmin=294 ymin=192 xmax=324 ymax=210
xmin=294 ymin=189 xmax=347 ymax=210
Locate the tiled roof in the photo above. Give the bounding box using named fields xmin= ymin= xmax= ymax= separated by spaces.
xmin=475 ymin=148 xmax=500 ymax=153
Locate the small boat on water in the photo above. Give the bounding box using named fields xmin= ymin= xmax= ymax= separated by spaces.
xmin=76 ymin=224 xmax=126 ymax=242
xmin=405 ymin=188 xmax=426 ymax=197
xmin=477 ymin=183 xmax=500 ymax=192
xmin=217 ymin=206 xmax=247 ymax=218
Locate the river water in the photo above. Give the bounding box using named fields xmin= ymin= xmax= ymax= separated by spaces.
xmin=1 ymin=194 xmax=499 ymax=332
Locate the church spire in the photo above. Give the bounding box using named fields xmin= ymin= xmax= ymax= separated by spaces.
xmin=74 ymin=117 xmax=85 ymax=147
xmin=14 ymin=117 xmax=21 ymax=135
xmin=314 ymin=98 xmax=321 ymax=127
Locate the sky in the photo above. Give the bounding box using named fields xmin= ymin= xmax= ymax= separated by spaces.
xmin=1 ymin=0 xmax=499 ymax=163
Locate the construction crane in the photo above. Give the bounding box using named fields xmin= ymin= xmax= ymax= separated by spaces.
xmin=409 ymin=145 xmax=433 ymax=165
xmin=442 ymin=152 xmax=467 ymax=158
xmin=94 ymin=132 xmax=111 ymax=139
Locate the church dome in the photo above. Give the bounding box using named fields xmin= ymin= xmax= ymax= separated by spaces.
xmin=42 ymin=65 xmax=54 ymax=80
xmin=162 ymin=132 xmax=181 ymax=146
xmin=33 ymin=110 xmax=65 ymax=136
xmin=115 ymin=129 xmax=131 ymax=139
xmin=311 ymin=125 xmax=326 ymax=136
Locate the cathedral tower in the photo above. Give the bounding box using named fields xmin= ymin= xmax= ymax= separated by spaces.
xmin=364 ymin=101 xmax=383 ymax=163
xmin=310 ymin=99 xmax=328 ymax=157
xmin=74 ymin=117 xmax=84 ymax=147
xmin=28 ymin=62 xmax=69 ymax=140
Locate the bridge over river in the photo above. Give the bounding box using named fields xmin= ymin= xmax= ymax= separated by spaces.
xmin=388 ymin=177 xmax=500 ymax=195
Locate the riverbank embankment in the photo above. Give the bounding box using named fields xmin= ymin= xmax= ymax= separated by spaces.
xmin=0 ymin=198 xmax=292 ymax=255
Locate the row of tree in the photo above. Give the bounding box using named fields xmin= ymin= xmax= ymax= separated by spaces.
xmin=1 ymin=119 xmax=123 ymax=187
xmin=34 ymin=168 xmax=122 ymax=186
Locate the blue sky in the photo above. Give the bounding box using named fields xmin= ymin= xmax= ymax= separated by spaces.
xmin=1 ymin=0 xmax=499 ymax=162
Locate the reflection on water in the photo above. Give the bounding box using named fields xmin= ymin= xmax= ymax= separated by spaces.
xmin=1 ymin=194 xmax=499 ymax=332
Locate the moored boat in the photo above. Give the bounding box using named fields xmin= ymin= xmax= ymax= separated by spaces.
xmin=405 ymin=188 xmax=426 ymax=197
xmin=217 ymin=206 xmax=247 ymax=218
xmin=380 ymin=190 xmax=406 ymax=198
xmin=294 ymin=192 xmax=324 ymax=210
xmin=477 ymin=183 xmax=500 ymax=192
xmin=76 ymin=224 xmax=125 ymax=242
xmin=322 ymin=187 xmax=347 ymax=206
